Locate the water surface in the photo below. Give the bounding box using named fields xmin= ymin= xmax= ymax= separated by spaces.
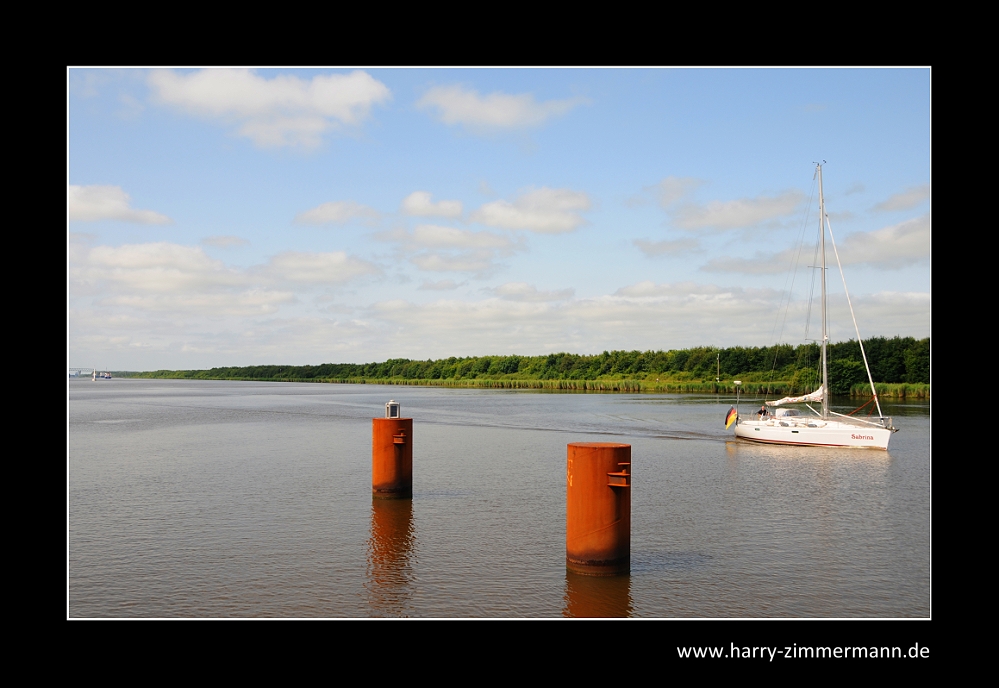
xmin=68 ymin=379 xmax=930 ymax=617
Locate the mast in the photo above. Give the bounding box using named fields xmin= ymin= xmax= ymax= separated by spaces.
xmin=817 ymin=162 xmax=828 ymax=418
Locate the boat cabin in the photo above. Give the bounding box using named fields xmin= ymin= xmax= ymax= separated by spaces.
xmin=773 ymin=408 xmax=802 ymax=418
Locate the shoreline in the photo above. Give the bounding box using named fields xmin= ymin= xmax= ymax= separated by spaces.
xmin=113 ymin=374 xmax=930 ymax=398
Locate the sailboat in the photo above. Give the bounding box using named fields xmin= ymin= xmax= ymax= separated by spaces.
xmin=732 ymin=163 xmax=898 ymax=449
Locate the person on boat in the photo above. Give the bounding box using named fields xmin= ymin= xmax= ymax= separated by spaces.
xmin=756 ymin=404 xmax=769 ymax=418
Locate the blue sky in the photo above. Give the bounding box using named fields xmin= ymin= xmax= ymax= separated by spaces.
xmin=68 ymin=68 xmax=930 ymax=370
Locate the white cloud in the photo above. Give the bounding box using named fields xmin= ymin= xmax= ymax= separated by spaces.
xmin=73 ymin=242 xmax=377 ymax=310
xmin=653 ymin=176 xmax=704 ymax=207
xmin=202 ymin=235 xmax=249 ymax=247
xmin=702 ymin=214 xmax=930 ymax=274
xmin=701 ymin=250 xmax=795 ymax=275
xmin=295 ymin=200 xmax=379 ymax=225
xmin=361 ymin=282 xmax=819 ymax=358
xmin=833 ymin=215 xmax=930 ymax=268
xmin=117 ymin=93 xmax=145 ymax=120
xmin=674 ymin=191 xmax=803 ymax=230
xmin=419 ymin=279 xmax=463 ymax=291
xmin=68 ymin=241 xmax=396 ymax=367
xmin=72 ymin=242 xmax=295 ymax=318
xmin=410 ymin=251 xmax=496 ymax=273
xmin=417 ymin=85 xmax=587 ymax=130
xmin=265 ymin=251 xmax=379 ymax=284
xmin=634 ymin=238 xmax=700 ymax=257
xmin=401 ymin=191 xmax=462 ymax=218
xmin=70 ymin=248 xmax=930 ymax=368
xmin=472 ymin=187 xmax=591 ymax=234
xmin=378 ymin=225 xmax=519 ymax=275
xmin=80 ymin=242 xmax=245 ymax=292
xmin=488 ymin=282 xmax=574 ymax=302
xmin=613 ymin=280 xmax=747 ymax=298
xmin=71 ymin=70 xmax=112 ymax=98
xmin=69 ymin=312 xmax=383 ymax=370
xmin=411 ymin=225 xmax=513 ymax=250
xmin=69 ymin=185 xmax=172 ymax=224
xmin=148 ymin=69 xmax=391 ymax=149
xmin=101 ymin=290 xmax=295 ymax=317
xmin=874 ymin=185 xmax=930 ymax=212
xmin=628 ymin=177 xmax=703 ymax=209
xmin=827 ymin=210 xmax=857 ymax=224
xmin=824 ymin=291 xmax=930 ymax=341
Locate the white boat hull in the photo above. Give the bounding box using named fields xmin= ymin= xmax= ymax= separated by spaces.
xmin=734 ymin=418 xmax=891 ymax=449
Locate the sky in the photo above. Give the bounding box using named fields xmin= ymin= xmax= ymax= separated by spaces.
xmin=68 ymin=68 xmax=930 ymax=371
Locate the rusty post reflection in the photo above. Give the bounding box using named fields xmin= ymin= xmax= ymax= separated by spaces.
xmin=365 ymin=499 xmax=415 ymax=616
xmin=562 ymin=570 xmax=633 ymax=617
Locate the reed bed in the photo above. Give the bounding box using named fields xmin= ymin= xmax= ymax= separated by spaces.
xmin=123 ymin=373 xmax=928 ymax=397
xmin=316 ymin=377 xmax=887 ymax=396
xmin=851 ymin=382 xmax=930 ymax=399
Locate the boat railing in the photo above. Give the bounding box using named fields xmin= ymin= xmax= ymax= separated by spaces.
xmin=828 ymin=410 xmax=889 ymax=428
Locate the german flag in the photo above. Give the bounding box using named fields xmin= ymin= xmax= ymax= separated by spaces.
xmin=725 ymin=406 xmax=738 ymax=429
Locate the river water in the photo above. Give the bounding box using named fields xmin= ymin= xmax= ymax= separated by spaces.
xmin=67 ymin=379 xmax=930 ymax=618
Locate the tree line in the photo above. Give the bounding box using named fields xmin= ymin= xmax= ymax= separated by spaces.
xmin=138 ymin=336 xmax=929 ymax=394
